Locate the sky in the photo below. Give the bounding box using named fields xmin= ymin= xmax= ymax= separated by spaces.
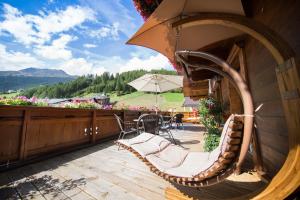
xmin=0 ymin=0 xmax=173 ymax=75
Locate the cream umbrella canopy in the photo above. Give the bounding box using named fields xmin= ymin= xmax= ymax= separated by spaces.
xmin=128 ymin=74 xmax=183 ymax=111
xmin=126 ymin=0 xmax=245 ymax=63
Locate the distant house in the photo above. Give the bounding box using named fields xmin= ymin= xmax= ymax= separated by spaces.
xmin=182 ymin=97 xmax=199 ymax=108
xmin=48 ymin=98 xmax=72 ymax=106
xmin=48 ymin=94 xmax=111 ymax=107
xmin=93 ymin=93 xmax=110 ymax=105
xmin=7 ymin=90 xmax=16 ymax=93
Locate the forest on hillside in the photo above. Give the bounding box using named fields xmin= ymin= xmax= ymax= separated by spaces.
xmin=21 ymin=69 xmax=178 ymax=98
xmin=0 ymin=76 xmax=74 ymax=92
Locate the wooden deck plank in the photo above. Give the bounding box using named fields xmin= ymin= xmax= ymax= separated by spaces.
xmin=21 ymin=163 xmax=94 ymax=200
xmin=0 ymin=173 xmax=21 ymax=200
xmin=42 ymin=160 xmax=119 ymax=199
xmin=6 ymin=168 xmax=47 ymax=200
xmin=53 ymin=151 xmax=165 ymax=200
xmin=42 ymin=155 xmax=146 ymax=200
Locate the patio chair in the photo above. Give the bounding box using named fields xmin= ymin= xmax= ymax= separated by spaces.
xmin=114 ymin=114 xmax=137 ymax=150
xmin=159 ymin=115 xmax=177 ymax=144
xmin=116 ymin=114 xmax=245 ymax=187
xmin=136 ymin=114 xmax=160 ymax=135
xmin=174 ymin=113 xmax=184 ymax=129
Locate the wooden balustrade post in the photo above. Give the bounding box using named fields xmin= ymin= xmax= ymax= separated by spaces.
xmin=251 ymin=128 xmax=265 ymax=175
xmin=20 ymin=109 xmax=30 ymax=160
xmin=122 ymin=110 xmax=126 ymax=129
xmin=91 ymin=110 xmax=96 ymax=144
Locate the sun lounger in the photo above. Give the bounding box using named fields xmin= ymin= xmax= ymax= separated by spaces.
xmin=116 ymin=114 xmax=244 ymax=187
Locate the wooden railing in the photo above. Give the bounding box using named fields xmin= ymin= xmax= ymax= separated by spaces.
xmin=0 ymin=105 xmax=171 ymax=170
xmin=178 ymin=112 xmax=200 ymax=123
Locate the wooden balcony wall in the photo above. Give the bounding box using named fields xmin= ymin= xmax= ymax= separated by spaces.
xmin=241 ymin=0 xmax=300 ymax=178
xmin=0 ymin=106 xmax=169 ymax=170
xmin=182 ymin=77 xmax=209 ymax=100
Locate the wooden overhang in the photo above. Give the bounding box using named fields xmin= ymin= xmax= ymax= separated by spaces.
xmin=182 ymin=77 xmax=209 ymax=99
xmin=185 ymin=35 xmax=247 ymax=82
xmin=181 ymin=35 xmax=247 ymax=100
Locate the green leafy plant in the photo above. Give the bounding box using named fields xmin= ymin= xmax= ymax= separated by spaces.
xmin=203 ymin=133 xmax=221 ymax=152
xmin=33 ymin=101 xmax=49 ymax=107
xmin=64 ymin=102 xmax=98 ymax=109
xmin=199 ymin=97 xmax=223 ymax=152
xmin=77 ymin=102 xmax=98 ymax=109
xmin=0 ymin=96 xmax=49 ymax=107
xmin=0 ymin=96 xmax=33 ymax=106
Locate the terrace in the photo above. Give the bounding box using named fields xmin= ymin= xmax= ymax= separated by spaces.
xmin=0 ymin=0 xmax=300 ymax=199
xmin=0 ymin=112 xmax=266 ymax=199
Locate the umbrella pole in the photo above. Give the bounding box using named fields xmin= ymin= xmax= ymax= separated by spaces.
xmin=155 ymin=86 xmax=158 ymax=114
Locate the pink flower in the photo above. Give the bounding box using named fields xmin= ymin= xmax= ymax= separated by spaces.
xmin=30 ymin=96 xmax=37 ymax=103
xmin=102 ymin=104 xmax=113 ymax=110
xmin=145 ymin=0 xmax=153 ymax=5
xmin=17 ymin=96 xmax=28 ymax=101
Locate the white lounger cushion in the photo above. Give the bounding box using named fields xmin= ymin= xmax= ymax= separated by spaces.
xmin=146 ymin=144 xmax=189 ymax=172
xmin=131 ymin=135 xmax=171 ymax=158
xmin=165 ymin=151 xmax=216 ymax=178
xmin=164 ymin=116 xmax=233 ymax=178
xmin=118 ymin=132 xmax=154 ymax=147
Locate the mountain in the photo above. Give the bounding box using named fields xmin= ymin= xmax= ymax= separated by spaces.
xmin=0 ymin=67 xmax=73 ymax=78
xmin=0 ymin=68 xmax=75 ymax=92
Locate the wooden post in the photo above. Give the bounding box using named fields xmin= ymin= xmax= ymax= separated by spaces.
xmin=251 ymin=129 xmax=265 ymax=175
xmin=19 ymin=109 xmax=30 ymax=160
xmin=91 ymin=110 xmax=96 ymax=144
xmin=225 ymin=43 xmax=265 ymax=175
xmin=122 ymin=110 xmax=126 ymax=129
xmin=238 ymin=45 xmax=265 ymax=176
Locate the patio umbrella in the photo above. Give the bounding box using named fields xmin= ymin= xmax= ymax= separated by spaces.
xmin=126 ymin=0 xmax=245 ymax=63
xmin=128 ymin=74 xmax=183 ymax=111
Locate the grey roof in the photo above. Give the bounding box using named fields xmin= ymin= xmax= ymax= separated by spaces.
xmin=182 ymin=97 xmax=199 ymax=108
xmin=94 ymin=95 xmax=109 ymax=100
xmin=47 ymin=95 xmax=109 ymax=104
xmin=47 ymin=98 xmax=70 ymax=104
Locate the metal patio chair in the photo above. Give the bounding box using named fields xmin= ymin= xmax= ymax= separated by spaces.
xmin=159 ymin=115 xmax=177 ymax=144
xmin=114 ymin=114 xmax=137 ymax=150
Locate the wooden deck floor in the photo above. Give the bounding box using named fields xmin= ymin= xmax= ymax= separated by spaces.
xmin=0 ymin=124 xmax=267 ymax=200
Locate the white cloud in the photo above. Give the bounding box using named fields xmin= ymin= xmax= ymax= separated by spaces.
xmin=59 ymin=58 xmax=105 ymax=76
xmin=34 ymin=34 xmax=75 ymax=60
xmin=0 ymin=4 xmax=40 ymax=45
xmin=79 ymin=0 xmax=140 ymax=37
xmin=89 ymin=22 xmax=119 ymax=40
xmin=0 ymin=3 xmax=173 ymax=77
xmin=57 ymin=53 xmax=171 ymax=76
xmin=0 ymin=44 xmax=44 ymax=71
xmin=31 ymin=6 xmax=95 ymax=42
xmin=83 ymin=43 xmax=97 ymax=48
xmin=0 ymin=42 xmax=172 ymax=76
xmin=119 ymin=54 xmax=172 ymax=73
xmin=0 ymin=4 xmax=95 ymax=45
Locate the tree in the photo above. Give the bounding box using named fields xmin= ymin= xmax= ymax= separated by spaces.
xmin=20 ymin=68 xmax=178 ymax=98
xmin=102 ymin=72 xmax=110 ymax=83
xmin=115 ymin=78 xmax=122 ymax=95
